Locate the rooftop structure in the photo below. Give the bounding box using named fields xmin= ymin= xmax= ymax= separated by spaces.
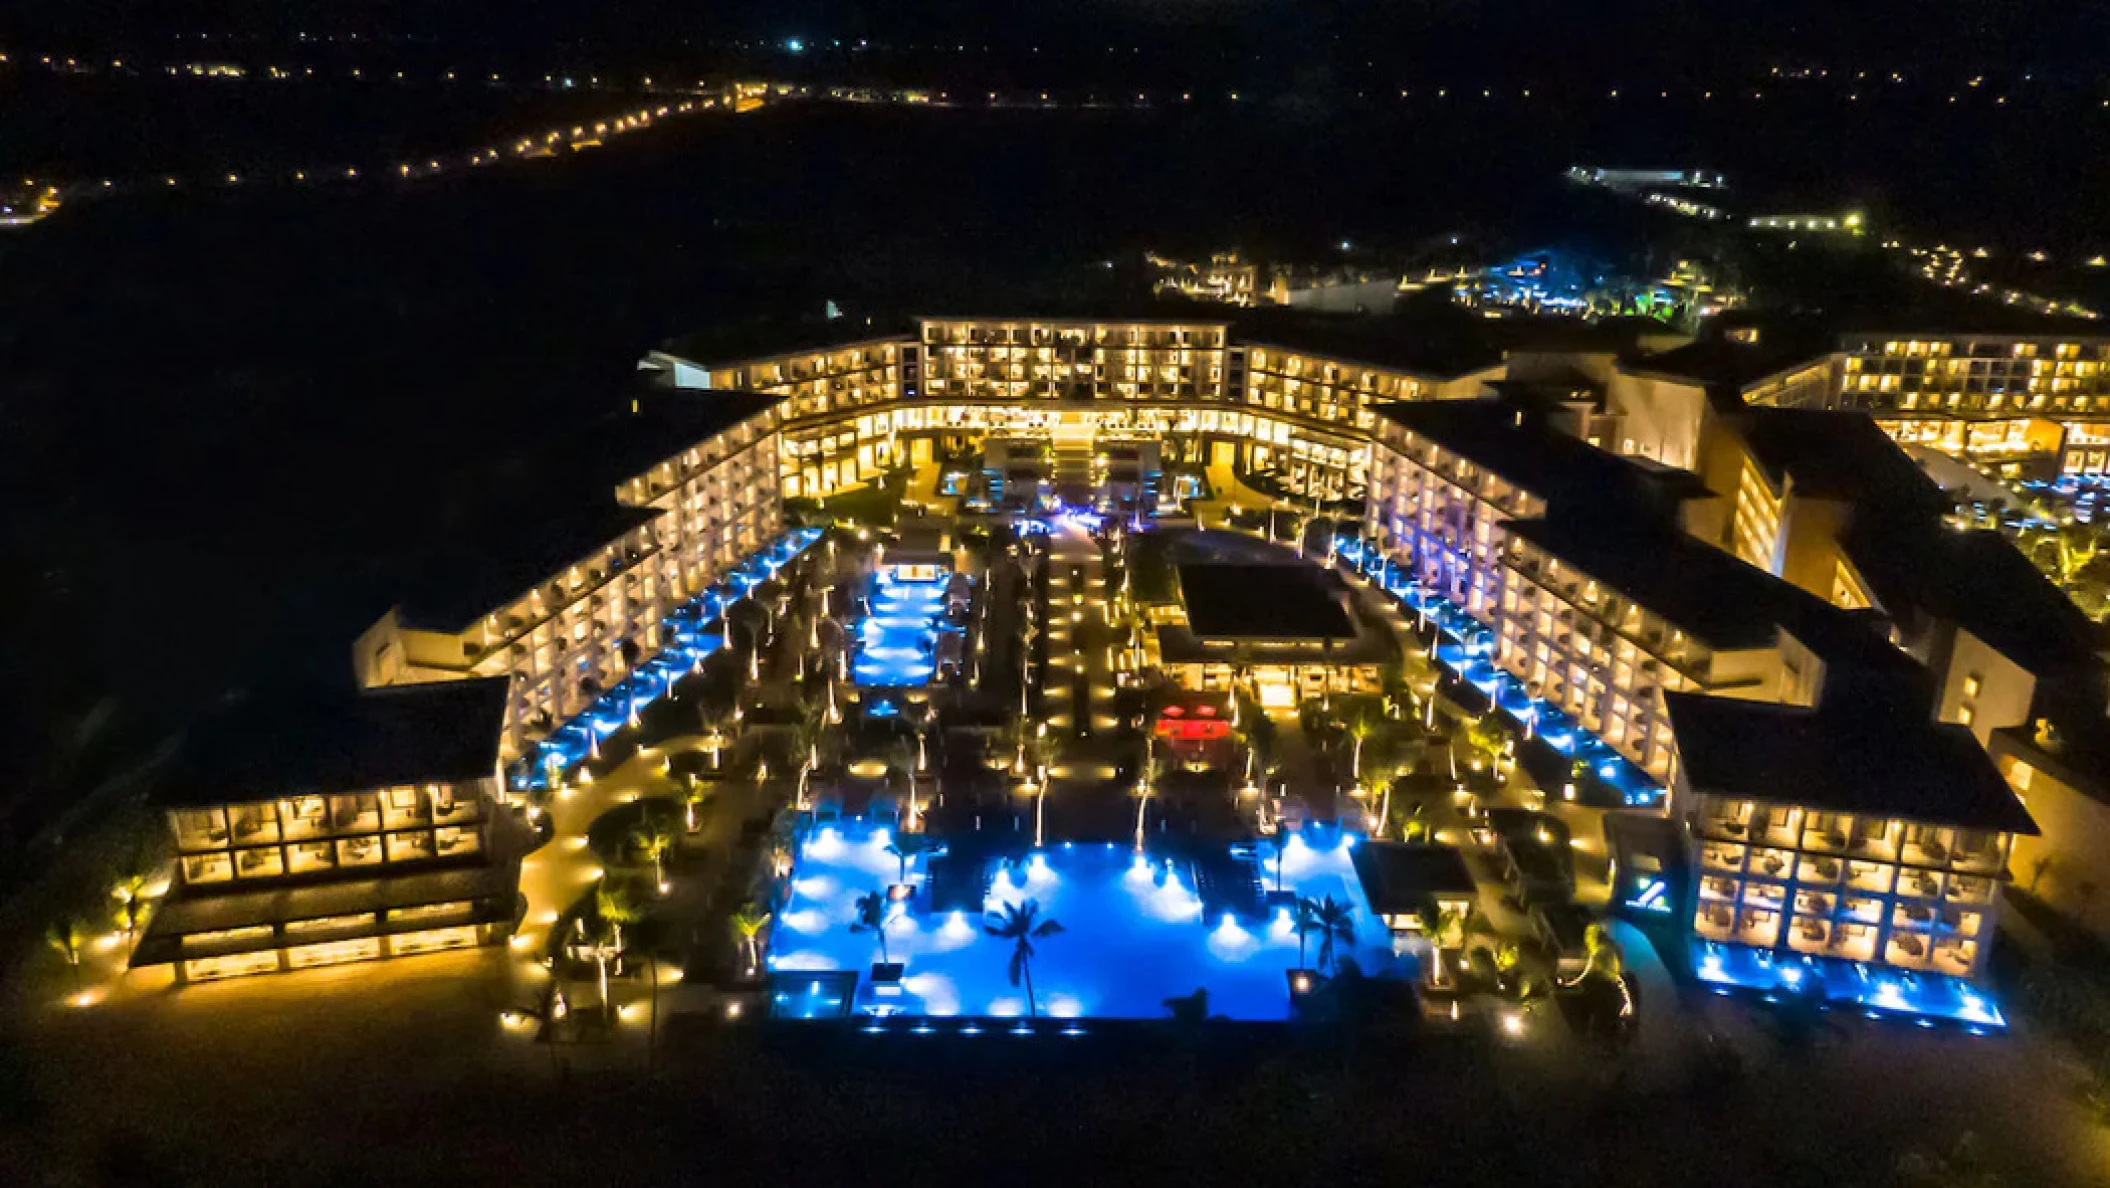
xmin=1175 ymin=563 xmax=1356 ymax=642
xmin=1671 ymin=683 xmax=2034 ymax=984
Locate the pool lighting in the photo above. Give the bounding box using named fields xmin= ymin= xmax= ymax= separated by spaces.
xmin=1500 ymin=1012 xmax=1526 ymax=1038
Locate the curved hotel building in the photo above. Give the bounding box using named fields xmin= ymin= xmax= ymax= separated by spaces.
xmin=138 ymin=307 xmax=2110 ymax=1011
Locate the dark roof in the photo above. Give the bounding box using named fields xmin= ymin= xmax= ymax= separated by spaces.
xmin=1235 ymin=307 xmax=1507 ymax=379
xmin=399 ymin=501 xmax=667 ymax=634
xmin=1177 ymin=563 xmax=1354 ymax=640
xmin=1621 ymin=336 xmax=1830 ymax=392
xmin=659 ymin=314 xmax=915 ymax=365
xmin=1666 ymin=693 xmax=2039 ymax=834
xmin=1374 ymin=400 xmax=1708 ymax=509
xmin=920 ymin=298 xmax=1234 ymax=326
xmin=1845 ymin=525 xmax=2105 ymax=679
xmin=583 ymin=390 xmax=776 ymax=489
xmin=1734 ymin=408 xmax=1945 ymax=513
xmin=1352 ymin=843 xmax=1478 ymax=914
xmin=396 ymin=390 xmax=770 ymax=634
xmin=1503 ymin=515 xmax=1893 ymax=657
xmin=157 ymin=679 xmax=512 ymax=808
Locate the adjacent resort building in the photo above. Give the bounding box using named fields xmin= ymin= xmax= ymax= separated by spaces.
xmin=134 ymin=679 xmax=520 ymax=983
xmin=128 ymin=303 xmax=2110 ymax=1032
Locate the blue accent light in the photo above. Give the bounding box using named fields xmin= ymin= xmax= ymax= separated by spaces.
xmin=1625 ymin=878 xmax=1671 ymax=914
xmin=1689 ymin=940 xmax=2005 ymax=1029
xmin=513 ymin=528 xmax=822 ymax=789
xmin=1339 ymin=531 xmax=1666 ymax=808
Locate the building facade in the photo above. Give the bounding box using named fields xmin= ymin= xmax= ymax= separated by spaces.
xmin=133 ymin=679 xmax=521 ymax=984
xmin=353 ymin=397 xmax=782 ymax=758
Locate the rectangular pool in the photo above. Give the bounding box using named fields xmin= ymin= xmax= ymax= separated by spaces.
xmin=766 ymin=819 xmax=1409 ymax=1021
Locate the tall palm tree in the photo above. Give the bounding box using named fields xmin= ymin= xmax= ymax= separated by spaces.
xmin=852 ymin=890 xmax=892 ymax=965
xmin=696 ymin=707 xmax=734 ymax=771
xmin=1464 ymin=714 xmax=1506 ymax=776
xmin=984 ymin=899 xmax=1064 ymax=1017
xmin=1345 ymin=711 xmax=1382 ymax=779
xmin=680 ymin=773 xmax=710 ymax=832
xmin=1296 ymin=895 xmax=1356 ymax=974
xmin=883 ymin=737 xmax=921 ymax=827
xmin=596 ymin=877 xmax=647 ymax=955
xmin=730 ymin=903 xmax=772 ymax=976
xmin=1359 ymin=768 xmax=1394 ymax=836
xmin=594 ymin=877 xmax=649 ymax=1021
xmin=630 ymin=813 xmax=677 ymax=889
xmin=884 ymin=834 xmax=931 ymax=886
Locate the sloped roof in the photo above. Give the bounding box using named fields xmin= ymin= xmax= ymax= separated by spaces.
xmin=1667 ymin=692 xmax=2038 ymax=834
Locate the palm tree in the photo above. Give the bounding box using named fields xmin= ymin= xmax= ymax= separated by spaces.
xmin=884 ymin=834 xmax=931 ymax=886
xmin=883 ymin=737 xmax=921 ymax=827
xmin=1358 ymin=768 xmax=1394 ymax=836
xmin=111 ymin=850 xmax=154 ymax=939
xmin=630 ymin=812 xmax=677 ymax=890
xmin=594 ymin=877 xmax=649 ymax=1020
xmin=730 ymin=903 xmax=772 ymax=975
xmin=1462 ymin=713 xmax=1506 ymax=779
xmin=696 ymin=707 xmax=734 ymax=772
xmin=596 ymin=877 xmax=647 ymax=956
xmin=984 ymin=898 xmax=1064 ymax=1017
xmin=679 ymin=773 xmax=711 ymax=832
xmin=1296 ymin=895 xmax=1356 ymax=974
xmin=852 ymin=890 xmax=892 ymax=965
xmin=47 ymin=915 xmax=85 ymax=993
xmin=1345 ymin=710 xmax=1382 ymax=779
xmin=1135 ymin=751 xmax=1176 ymax=849
xmin=1263 ymin=828 xmax=1291 ymax=892
xmin=1400 ymin=802 xmax=1435 ymax=844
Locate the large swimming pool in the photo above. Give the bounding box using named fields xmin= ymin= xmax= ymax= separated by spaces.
xmin=765 ymin=819 xmax=1406 ymax=1021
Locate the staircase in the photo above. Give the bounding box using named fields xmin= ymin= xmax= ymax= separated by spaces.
xmin=1050 ymin=419 xmax=1096 ymax=506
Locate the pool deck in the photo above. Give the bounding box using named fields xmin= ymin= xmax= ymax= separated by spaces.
xmin=766 ymin=819 xmax=1410 ymax=1021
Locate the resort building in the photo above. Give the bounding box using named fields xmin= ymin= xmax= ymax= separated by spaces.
xmin=352 ymin=393 xmax=782 ymax=758
xmin=1364 ymin=398 xmax=1712 ymax=622
xmin=1828 ymin=332 xmax=2110 ymax=477
xmin=132 ymin=679 xmax=521 ymax=984
xmin=1671 ymin=675 xmax=2035 ymax=980
xmin=161 ymin=305 xmax=2110 ymax=1007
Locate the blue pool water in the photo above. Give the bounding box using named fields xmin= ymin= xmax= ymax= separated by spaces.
xmin=851 ymin=569 xmax=960 ymax=688
xmin=1691 ymin=939 xmax=2006 ymax=1031
xmin=766 ymin=819 xmax=1406 ymax=1020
